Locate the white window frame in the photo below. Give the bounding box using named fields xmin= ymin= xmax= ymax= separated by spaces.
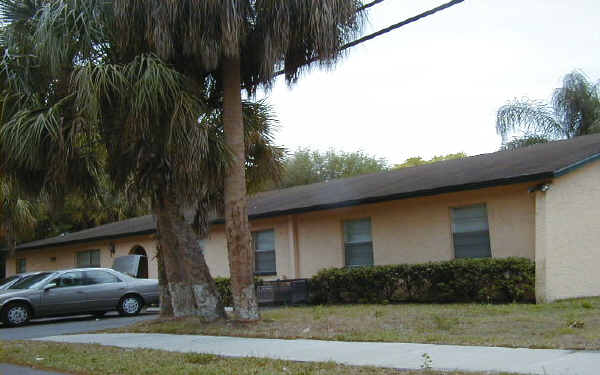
xmin=451 ymin=203 xmax=492 ymax=259
xmin=76 ymin=249 xmax=101 ymax=268
xmin=252 ymin=229 xmax=276 ymax=275
xmin=343 ymin=218 xmax=374 ymax=267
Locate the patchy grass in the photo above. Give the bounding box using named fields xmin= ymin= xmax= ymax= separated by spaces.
xmin=0 ymin=341 xmax=514 ymax=375
xmin=107 ymin=298 xmax=600 ymax=350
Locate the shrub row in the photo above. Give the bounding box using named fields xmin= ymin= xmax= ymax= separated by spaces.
xmin=214 ymin=257 xmax=535 ymax=306
xmin=310 ymin=257 xmax=535 ymax=304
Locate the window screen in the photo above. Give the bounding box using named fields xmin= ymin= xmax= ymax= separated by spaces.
xmin=344 ymin=218 xmax=374 ymax=267
xmin=253 ymin=230 xmax=276 ymax=275
xmin=76 ymin=249 xmax=101 ymax=268
xmin=451 ymin=204 xmax=491 ymax=259
xmin=16 ymin=258 xmax=26 ymax=274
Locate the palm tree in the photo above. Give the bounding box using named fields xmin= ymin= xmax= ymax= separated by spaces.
xmin=0 ymin=0 xmax=283 ymax=320
xmin=113 ymin=0 xmax=366 ymax=320
xmin=0 ymin=176 xmax=36 ymax=258
xmin=497 ymin=71 xmax=600 ymax=148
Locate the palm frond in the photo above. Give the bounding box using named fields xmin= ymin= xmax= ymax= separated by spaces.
xmin=496 ymin=98 xmax=563 ymax=142
xmin=552 ymin=71 xmax=600 ymax=138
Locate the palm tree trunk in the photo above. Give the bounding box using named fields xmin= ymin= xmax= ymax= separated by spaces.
xmin=156 ymin=246 xmax=173 ymax=317
xmin=153 ymin=192 xmax=225 ymax=321
xmin=222 ymin=55 xmax=260 ymax=321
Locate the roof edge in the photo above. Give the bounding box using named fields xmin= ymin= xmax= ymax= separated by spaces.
xmin=553 ymin=152 xmax=600 ymax=177
xmin=17 ymin=229 xmax=157 ymax=252
xmin=18 ymin=157 xmax=595 ymax=252
xmin=212 ymin=171 xmax=554 ymax=224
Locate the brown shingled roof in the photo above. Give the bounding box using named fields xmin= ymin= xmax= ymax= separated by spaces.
xmin=17 ymin=134 xmax=600 ymax=251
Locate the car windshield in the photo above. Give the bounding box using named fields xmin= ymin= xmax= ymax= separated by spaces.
xmin=8 ymin=272 xmax=52 ymax=290
xmin=0 ymin=275 xmax=20 ymax=287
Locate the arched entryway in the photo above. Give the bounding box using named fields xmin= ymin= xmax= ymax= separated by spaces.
xmin=129 ymin=245 xmax=149 ymax=279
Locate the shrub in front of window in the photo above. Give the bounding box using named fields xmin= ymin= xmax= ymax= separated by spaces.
xmin=309 ymin=257 xmax=535 ymax=304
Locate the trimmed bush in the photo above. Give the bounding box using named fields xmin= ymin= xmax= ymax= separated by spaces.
xmin=309 ymin=257 xmax=535 ymax=304
xmin=214 ymin=277 xmax=233 ymax=307
xmin=214 ymin=277 xmax=263 ymax=307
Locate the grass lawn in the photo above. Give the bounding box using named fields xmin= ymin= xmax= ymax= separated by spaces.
xmin=107 ymin=297 xmax=600 ymax=350
xmin=0 ymin=341 xmax=517 ymax=375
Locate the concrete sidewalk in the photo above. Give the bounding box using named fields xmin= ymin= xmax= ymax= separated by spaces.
xmin=35 ymin=333 xmax=600 ymax=375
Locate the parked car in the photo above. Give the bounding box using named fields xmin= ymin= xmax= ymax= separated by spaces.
xmin=0 ymin=273 xmax=42 ymax=290
xmin=0 ymin=268 xmax=159 ymax=327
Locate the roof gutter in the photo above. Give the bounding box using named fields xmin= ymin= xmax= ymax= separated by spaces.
xmin=553 ymin=152 xmax=600 ymax=177
xmin=16 ymin=229 xmax=157 ymax=252
xmin=213 ymin=171 xmax=556 ymax=223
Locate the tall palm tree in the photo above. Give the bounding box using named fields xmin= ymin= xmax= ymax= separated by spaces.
xmin=497 ymin=71 xmax=600 ymax=148
xmin=113 ymin=0 xmax=366 ymax=320
xmin=0 ymin=0 xmax=283 ymax=320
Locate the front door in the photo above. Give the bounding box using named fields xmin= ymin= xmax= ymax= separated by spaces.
xmin=39 ymin=271 xmax=88 ymax=316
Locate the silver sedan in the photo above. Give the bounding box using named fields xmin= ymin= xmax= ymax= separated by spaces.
xmin=0 ymin=268 xmax=159 ymax=327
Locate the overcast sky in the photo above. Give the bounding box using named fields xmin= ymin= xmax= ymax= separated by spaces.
xmin=255 ymin=0 xmax=600 ymax=165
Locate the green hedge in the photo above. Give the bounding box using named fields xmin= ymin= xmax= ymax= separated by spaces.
xmin=214 ymin=277 xmax=233 ymax=307
xmin=214 ymin=277 xmax=263 ymax=307
xmin=310 ymin=257 xmax=535 ymax=304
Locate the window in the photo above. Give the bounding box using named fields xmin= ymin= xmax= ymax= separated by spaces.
xmin=51 ymin=271 xmax=84 ymax=288
xmin=16 ymin=258 xmax=26 ymax=274
xmin=84 ymin=270 xmax=120 ymax=285
xmin=76 ymin=250 xmax=101 ymax=268
xmin=344 ymin=218 xmax=374 ymax=267
xmin=253 ymin=229 xmax=276 ymax=275
xmin=451 ymin=204 xmax=491 ymax=259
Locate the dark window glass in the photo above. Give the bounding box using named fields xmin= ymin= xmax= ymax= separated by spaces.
xmin=0 ymin=275 xmax=19 ymax=288
xmin=16 ymin=258 xmax=26 ymax=274
xmin=9 ymin=272 xmax=52 ymax=290
xmin=452 ymin=204 xmax=492 ymax=259
xmin=76 ymin=250 xmax=101 ymax=268
xmin=344 ymin=218 xmax=374 ymax=267
xmin=253 ymin=229 xmax=276 ymax=275
xmin=51 ymin=271 xmax=85 ymax=288
xmin=85 ymin=270 xmax=120 ymax=285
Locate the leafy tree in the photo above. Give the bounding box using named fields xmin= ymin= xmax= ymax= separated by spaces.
xmin=276 ymin=149 xmax=388 ymax=188
xmin=0 ymin=0 xmax=283 ymax=320
xmin=497 ymin=71 xmax=600 ymax=149
xmin=33 ymin=188 xmax=151 ymax=241
xmin=393 ymin=153 xmax=467 ymax=169
xmin=113 ymin=0 xmax=366 ymax=320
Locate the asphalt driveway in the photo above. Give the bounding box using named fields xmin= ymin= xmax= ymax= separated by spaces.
xmin=0 ymin=311 xmax=157 ymax=340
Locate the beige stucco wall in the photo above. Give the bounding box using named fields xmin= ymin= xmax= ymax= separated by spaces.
xmin=200 ymin=182 xmax=537 ymax=279
xmin=202 ymin=216 xmax=292 ymax=279
xmin=294 ymin=182 xmax=536 ymax=278
xmin=6 ymin=182 xmax=539 ymax=282
xmin=6 ymin=235 xmax=158 ymax=279
xmin=535 ymin=162 xmax=600 ymax=302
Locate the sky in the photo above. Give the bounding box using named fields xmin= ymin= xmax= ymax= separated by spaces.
xmin=256 ymin=0 xmax=600 ymax=165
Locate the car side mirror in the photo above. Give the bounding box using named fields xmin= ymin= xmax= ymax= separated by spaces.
xmin=43 ymin=283 xmax=57 ymax=291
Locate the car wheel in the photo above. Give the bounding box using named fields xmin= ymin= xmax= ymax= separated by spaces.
xmin=118 ymin=295 xmax=143 ymax=316
xmin=2 ymin=302 xmax=31 ymax=327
